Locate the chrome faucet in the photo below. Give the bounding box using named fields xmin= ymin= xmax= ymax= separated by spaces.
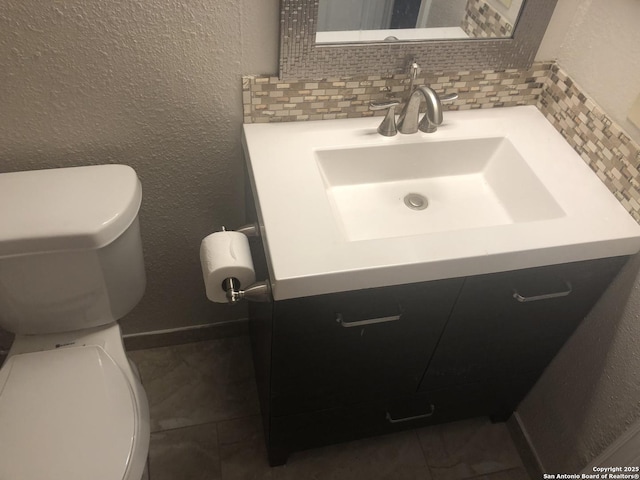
xmin=397 ymin=86 xmax=457 ymax=134
xmin=370 ymin=60 xmax=458 ymax=136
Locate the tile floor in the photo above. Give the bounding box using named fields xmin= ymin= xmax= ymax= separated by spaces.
xmin=129 ymin=336 xmax=532 ymax=480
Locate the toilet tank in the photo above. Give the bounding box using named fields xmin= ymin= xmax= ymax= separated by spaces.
xmin=0 ymin=165 xmax=146 ymax=335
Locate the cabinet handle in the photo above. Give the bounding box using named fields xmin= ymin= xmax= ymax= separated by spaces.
xmin=513 ymin=281 xmax=572 ymax=303
xmin=385 ymin=404 xmax=435 ymax=424
xmin=335 ymin=313 xmax=401 ymax=328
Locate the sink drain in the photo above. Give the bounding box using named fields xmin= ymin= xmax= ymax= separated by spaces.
xmin=404 ymin=193 xmax=428 ymax=211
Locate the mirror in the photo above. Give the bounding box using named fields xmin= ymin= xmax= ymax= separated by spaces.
xmin=316 ymin=0 xmax=525 ymax=44
xmin=279 ymin=0 xmax=557 ymax=80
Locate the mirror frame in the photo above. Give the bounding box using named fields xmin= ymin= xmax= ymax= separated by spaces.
xmin=279 ymin=0 xmax=557 ymax=80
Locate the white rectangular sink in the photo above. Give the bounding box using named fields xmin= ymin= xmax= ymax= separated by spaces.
xmin=316 ymin=137 xmax=564 ymax=241
xmin=243 ymin=106 xmax=640 ymax=301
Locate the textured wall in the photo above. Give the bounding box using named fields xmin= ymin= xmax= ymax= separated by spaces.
xmin=0 ymin=0 xmax=279 ymax=336
xmin=557 ymin=0 xmax=640 ymax=144
xmin=519 ymin=0 xmax=640 ymax=471
xmin=535 ymin=0 xmax=579 ymax=61
xmin=539 ymin=0 xmax=640 ymax=144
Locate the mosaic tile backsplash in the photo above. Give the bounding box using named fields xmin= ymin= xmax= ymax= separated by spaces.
xmin=461 ymin=0 xmax=514 ymax=39
xmin=242 ymin=64 xmax=550 ymax=124
xmin=537 ymin=65 xmax=640 ymax=222
xmin=242 ymin=62 xmax=640 ymax=223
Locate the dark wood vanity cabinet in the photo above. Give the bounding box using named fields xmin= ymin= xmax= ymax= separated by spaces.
xmin=249 ymin=250 xmax=628 ymax=465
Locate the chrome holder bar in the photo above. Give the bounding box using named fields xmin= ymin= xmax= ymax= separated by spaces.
xmin=223 ymin=278 xmax=272 ymax=304
xmin=221 ymin=223 xmax=259 ymax=237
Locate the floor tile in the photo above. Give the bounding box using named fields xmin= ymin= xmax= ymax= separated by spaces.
xmin=130 ymin=338 xmax=531 ymax=480
xmin=470 ymin=467 xmax=531 ymax=480
xmin=417 ymin=418 xmax=525 ymax=480
xmin=218 ymin=417 xmax=432 ymax=480
xmin=272 ymin=431 xmax=432 ymax=480
xmin=129 ymin=337 xmax=260 ymax=432
xmin=149 ymin=423 xmax=221 ymax=480
xmin=218 ymin=415 xmax=265 ymax=446
xmin=218 ymin=416 xmax=274 ymax=480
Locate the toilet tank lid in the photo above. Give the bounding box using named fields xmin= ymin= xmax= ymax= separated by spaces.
xmin=0 ymin=164 xmax=142 ymax=257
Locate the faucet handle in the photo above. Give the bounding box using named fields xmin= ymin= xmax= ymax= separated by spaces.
xmin=440 ymin=93 xmax=459 ymax=102
xmin=370 ymin=101 xmax=400 ymax=137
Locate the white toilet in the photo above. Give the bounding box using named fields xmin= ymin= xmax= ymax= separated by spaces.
xmin=0 ymin=165 xmax=150 ymax=480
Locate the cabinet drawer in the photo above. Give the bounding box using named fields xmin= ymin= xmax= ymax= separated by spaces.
xmin=270 ymin=278 xmax=464 ymax=417
xmin=421 ymin=256 xmax=628 ymax=391
xmin=270 ymin=383 xmax=500 ymax=455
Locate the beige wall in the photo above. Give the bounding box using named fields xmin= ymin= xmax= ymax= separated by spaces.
xmin=523 ymin=0 xmax=640 ymax=471
xmin=538 ymin=0 xmax=640 ymax=144
xmin=0 ymin=0 xmax=279 ymax=338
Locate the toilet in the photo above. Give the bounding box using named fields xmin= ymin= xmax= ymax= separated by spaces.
xmin=0 ymin=165 xmax=150 ymax=480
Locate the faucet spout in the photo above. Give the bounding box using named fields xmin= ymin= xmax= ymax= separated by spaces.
xmin=397 ymin=85 xmax=445 ymax=134
xmin=417 ymin=86 xmax=443 ymax=133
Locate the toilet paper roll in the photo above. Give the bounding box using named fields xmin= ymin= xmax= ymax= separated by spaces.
xmin=200 ymin=231 xmax=256 ymax=303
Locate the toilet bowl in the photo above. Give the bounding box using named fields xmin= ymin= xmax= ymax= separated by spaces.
xmin=0 ymin=165 xmax=150 ymax=480
xmin=0 ymin=324 xmax=150 ymax=480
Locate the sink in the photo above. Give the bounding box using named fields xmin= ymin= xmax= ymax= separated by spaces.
xmin=316 ymin=137 xmax=564 ymax=241
xmin=242 ymin=106 xmax=640 ymax=300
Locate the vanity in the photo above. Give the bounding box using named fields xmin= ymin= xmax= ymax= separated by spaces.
xmin=236 ymin=0 xmax=640 ymax=466
xmin=242 ymin=107 xmax=640 ymax=465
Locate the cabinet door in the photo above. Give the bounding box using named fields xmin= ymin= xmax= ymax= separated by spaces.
xmin=420 ymin=256 xmax=628 ymax=395
xmin=270 ymin=278 xmax=464 ymax=417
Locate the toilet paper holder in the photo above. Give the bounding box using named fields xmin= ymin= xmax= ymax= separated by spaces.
xmin=220 ymin=223 xmax=271 ymax=304
xmin=226 ymin=223 xmax=259 ymax=237
xmin=222 ymin=277 xmax=271 ymax=304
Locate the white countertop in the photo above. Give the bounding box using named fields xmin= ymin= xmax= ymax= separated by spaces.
xmin=243 ymin=106 xmax=640 ymax=300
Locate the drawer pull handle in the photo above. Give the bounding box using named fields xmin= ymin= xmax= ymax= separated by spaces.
xmin=385 ymin=404 xmax=435 ymax=424
xmin=336 ymin=313 xmax=401 ymax=328
xmin=513 ymin=281 xmax=572 ymax=303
